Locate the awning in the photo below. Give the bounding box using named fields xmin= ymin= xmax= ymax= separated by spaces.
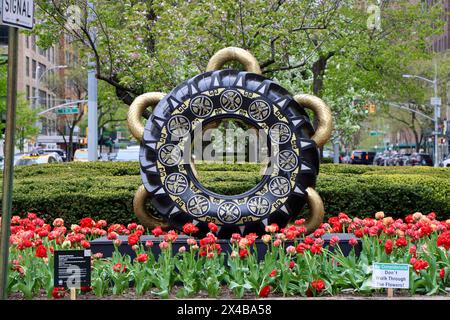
xmin=36 ymin=135 xmax=79 ymax=144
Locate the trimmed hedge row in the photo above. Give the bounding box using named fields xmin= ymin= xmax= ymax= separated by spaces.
xmin=1 ymin=162 xmax=449 ymax=226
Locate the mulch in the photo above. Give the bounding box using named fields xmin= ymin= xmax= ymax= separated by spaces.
xmin=7 ymin=286 xmax=450 ymax=300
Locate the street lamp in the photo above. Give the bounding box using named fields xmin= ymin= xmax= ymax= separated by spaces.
xmin=32 ymin=64 xmax=68 ymax=108
xmin=402 ymin=65 xmax=440 ymax=167
xmin=29 ymin=64 xmax=67 ymax=148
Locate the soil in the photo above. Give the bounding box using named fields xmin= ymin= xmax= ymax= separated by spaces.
xmin=7 ymin=286 xmax=450 ymax=300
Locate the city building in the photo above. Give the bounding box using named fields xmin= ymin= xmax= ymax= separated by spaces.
xmin=386 ymin=0 xmax=450 ymax=162
xmin=428 ymin=0 xmax=450 ymax=52
xmin=0 ymin=26 xmax=84 ymax=156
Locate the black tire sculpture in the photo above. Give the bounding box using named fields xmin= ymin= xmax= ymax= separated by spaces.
xmin=128 ymin=47 xmax=332 ymax=238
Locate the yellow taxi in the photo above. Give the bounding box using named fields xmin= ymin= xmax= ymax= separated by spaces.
xmin=16 ymin=153 xmax=59 ymax=166
xmin=73 ymin=148 xmax=89 ymax=162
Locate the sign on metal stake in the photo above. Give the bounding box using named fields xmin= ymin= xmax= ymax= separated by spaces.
xmin=0 ymin=0 xmax=34 ymax=300
xmin=1 ymin=0 xmax=34 ymax=30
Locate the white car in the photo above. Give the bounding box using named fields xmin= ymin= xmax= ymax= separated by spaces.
xmin=113 ymin=147 xmax=140 ymax=162
xmin=15 ymin=154 xmax=60 ymax=166
xmin=441 ymin=158 xmax=450 ymax=167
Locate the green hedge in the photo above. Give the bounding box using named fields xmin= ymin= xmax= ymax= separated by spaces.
xmin=1 ymin=162 xmax=449 ymax=226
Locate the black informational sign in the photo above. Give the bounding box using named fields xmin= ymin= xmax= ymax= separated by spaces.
xmin=54 ymin=250 xmax=91 ymax=288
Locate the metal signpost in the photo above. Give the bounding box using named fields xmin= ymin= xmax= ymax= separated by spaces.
xmin=403 ymin=62 xmax=441 ymax=167
xmin=87 ymin=2 xmax=98 ymax=161
xmin=0 ymin=0 xmax=34 ymax=300
xmin=431 ymin=96 xmax=441 ymax=167
xmin=87 ymin=60 xmax=97 ymax=161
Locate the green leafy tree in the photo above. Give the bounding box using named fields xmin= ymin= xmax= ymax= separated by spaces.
xmin=41 ymin=64 xmax=88 ymax=160
xmin=78 ymin=81 xmax=129 ymax=152
xmin=32 ymin=0 xmax=443 ymax=157
xmin=0 ymin=65 xmax=40 ymax=152
xmin=15 ymin=95 xmax=41 ymax=152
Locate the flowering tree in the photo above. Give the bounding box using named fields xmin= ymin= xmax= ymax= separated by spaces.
xmin=0 ymin=65 xmax=40 ymax=151
xmin=32 ymin=0 xmax=442 ymax=150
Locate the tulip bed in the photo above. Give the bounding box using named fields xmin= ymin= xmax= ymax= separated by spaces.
xmin=3 ymin=211 xmax=450 ymax=299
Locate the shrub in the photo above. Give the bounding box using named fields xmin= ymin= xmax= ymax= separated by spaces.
xmin=0 ymin=162 xmax=448 ymax=225
xmin=320 ymin=157 xmax=334 ymax=164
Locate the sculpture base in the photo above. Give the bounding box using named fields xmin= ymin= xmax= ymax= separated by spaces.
xmin=90 ymin=233 xmax=361 ymax=260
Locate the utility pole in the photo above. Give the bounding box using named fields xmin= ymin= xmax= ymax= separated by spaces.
xmin=0 ymin=0 xmax=35 ymax=300
xmin=333 ymin=138 xmax=340 ymax=164
xmin=432 ymin=61 xmax=440 ymax=167
xmin=446 ymin=81 xmax=450 ymax=158
xmin=87 ymin=2 xmax=98 ymax=161
xmin=403 ymin=62 xmax=441 ymax=167
xmin=0 ymin=26 xmax=18 ymax=300
xmin=87 ymin=61 xmax=97 ymax=161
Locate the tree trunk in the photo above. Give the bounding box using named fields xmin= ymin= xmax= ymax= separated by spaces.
xmin=333 ymin=140 xmax=340 ymax=164
xmin=410 ymin=112 xmax=421 ymax=153
xmin=68 ymin=125 xmax=75 ymax=161
xmin=312 ymin=56 xmax=328 ymax=98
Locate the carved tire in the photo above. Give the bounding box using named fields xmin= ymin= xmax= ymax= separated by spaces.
xmin=140 ymin=70 xmax=319 ymax=238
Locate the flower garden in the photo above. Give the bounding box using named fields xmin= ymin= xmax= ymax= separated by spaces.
xmin=4 ymin=211 xmax=450 ymax=299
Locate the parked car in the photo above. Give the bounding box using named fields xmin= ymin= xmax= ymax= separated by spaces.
xmin=73 ymin=148 xmax=102 ymax=162
xmin=113 ymin=147 xmax=140 ymax=162
xmin=388 ymin=153 xmax=410 ymax=166
xmin=408 ymin=153 xmax=433 ymax=166
xmin=15 ymin=153 xmax=60 ymax=166
xmin=107 ymin=153 xmax=118 ymax=161
xmin=73 ymin=148 xmax=89 ymax=162
xmin=37 ymin=148 xmax=67 ymax=162
xmin=350 ymin=150 xmax=376 ymax=165
xmin=440 ymin=157 xmax=450 ymax=167
xmin=373 ymin=152 xmax=387 ymax=166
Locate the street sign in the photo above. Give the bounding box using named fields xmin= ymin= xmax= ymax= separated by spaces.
xmin=54 ymin=250 xmax=91 ymax=289
xmin=57 ymin=107 xmax=79 ymax=115
xmin=1 ymin=0 xmax=34 ymax=30
xmin=370 ymin=131 xmax=384 ymax=137
xmin=430 ymin=97 xmax=441 ymax=106
xmin=372 ymin=263 xmax=410 ymax=289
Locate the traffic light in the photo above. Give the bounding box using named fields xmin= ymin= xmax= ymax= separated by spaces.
xmin=363 ymin=104 xmax=369 ymax=114
xmin=363 ymin=103 xmax=376 ymax=114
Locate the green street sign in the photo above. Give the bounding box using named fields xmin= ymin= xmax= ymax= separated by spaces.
xmin=57 ymin=107 xmax=79 ymax=115
xmin=370 ymin=131 xmax=384 ymax=137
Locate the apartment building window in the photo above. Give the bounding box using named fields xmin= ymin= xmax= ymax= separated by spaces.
xmin=26 ymin=57 xmax=30 ymax=77
xmin=38 ymin=46 xmax=46 ymax=56
xmin=31 ymin=35 xmax=36 ymax=51
xmin=32 ymin=87 xmax=36 ymax=107
xmin=38 ymin=62 xmax=46 ymax=80
xmin=26 ymin=36 xmax=29 ymax=49
xmin=26 ymin=85 xmax=30 ymax=100
xmin=41 ymin=118 xmax=47 ymax=135
xmin=73 ymin=51 xmax=79 ymax=63
xmin=65 ymin=51 xmax=71 ymax=65
xmin=32 ymin=59 xmax=37 ymax=79
xmin=38 ymin=90 xmax=47 ymax=108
